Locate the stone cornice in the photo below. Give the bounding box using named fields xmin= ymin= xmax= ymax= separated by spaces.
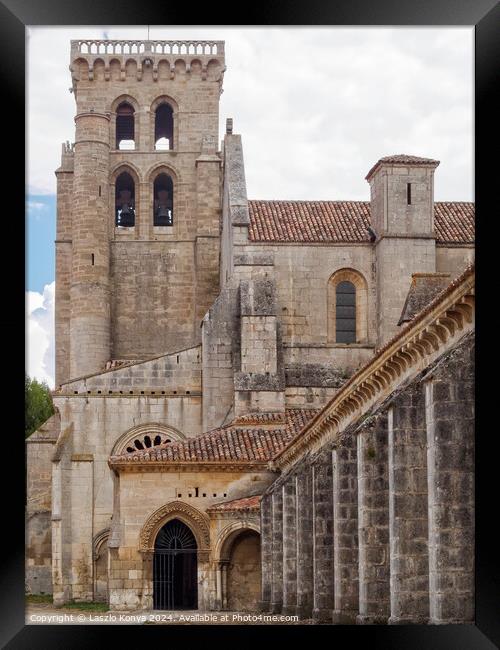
xmin=108 ymin=459 xmax=270 ymax=473
xmin=272 ymin=264 xmax=475 ymax=472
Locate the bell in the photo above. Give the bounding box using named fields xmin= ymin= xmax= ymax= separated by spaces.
xmin=156 ymin=205 xmax=170 ymax=218
xmin=119 ymin=203 xmax=135 ymax=227
xmin=155 ymin=204 xmax=172 ymax=225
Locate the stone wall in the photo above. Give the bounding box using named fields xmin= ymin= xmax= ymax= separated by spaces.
xmin=108 ymin=469 xmax=272 ymax=610
xmin=50 ymin=391 xmax=203 ymax=603
xmin=26 ymin=414 xmax=59 ymax=595
xmin=260 ymin=332 xmax=474 ymax=624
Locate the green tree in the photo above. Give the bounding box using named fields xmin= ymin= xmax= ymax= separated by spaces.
xmin=25 ymin=374 xmax=54 ymax=438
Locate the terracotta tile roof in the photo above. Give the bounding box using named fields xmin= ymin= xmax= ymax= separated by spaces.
xmin=247 ymin=200 xmax=474 ymax=245
xmin=109 ymin=408 xmax=318 ymax=465
xmin=206 ymin=495 xmax=260 ymax=513
xmin=434 ymin=201 xmax=475 ymax=244
xmin=365 ymin=154 xmax=440 ymax=180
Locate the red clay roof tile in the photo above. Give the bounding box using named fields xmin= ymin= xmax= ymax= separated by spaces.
xmin=247 ymin=200 xmax=474 ymax=245
xmin=109 ymin=408 xmax=319 ymax=465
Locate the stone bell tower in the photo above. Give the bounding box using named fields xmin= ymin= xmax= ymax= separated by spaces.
xmin=55 ymin=39 xmax=225 ymax=384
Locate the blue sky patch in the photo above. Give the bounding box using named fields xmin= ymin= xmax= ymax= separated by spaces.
xmin=26 ymin=194 xmax=56 ymax=293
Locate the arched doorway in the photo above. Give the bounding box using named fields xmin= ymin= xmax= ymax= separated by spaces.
xmin=217 ymin=525 xmax=261 ymax=612
xmin=153 ymin=519 xmax=197 ymax=610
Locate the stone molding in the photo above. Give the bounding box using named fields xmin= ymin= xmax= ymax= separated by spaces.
xmin=111 ymin=422 xmax=185 ymax=456
xmin=109 ymin=460 xmax=269 ymax=473
xmin=138 ymin=500 xmax=210 ymax=553
xmin=273 ymin=265 xmax=474 ymax=471
xmin=213 ymin=520 xmax=260 ymax=561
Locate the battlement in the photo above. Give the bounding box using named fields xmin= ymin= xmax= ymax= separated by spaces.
xmin=70 ymin=40 xmax=225 ymax=84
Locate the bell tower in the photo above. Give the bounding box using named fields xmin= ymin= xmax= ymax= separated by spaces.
xmin=55 ymin=39 xmax=225 ymax=384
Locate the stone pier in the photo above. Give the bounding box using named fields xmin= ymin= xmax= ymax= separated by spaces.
xmin=282 ymin=475 xmax=297 ymax=616
xmin=425 ymin=336 xmax=475 ymax=624
xmin=271 ymin=489 xmax=283 ymax=613
xmin=312 ymin=449 xmax=334 ymax=623
xmin=332 ymin=432 xmax=359 ymax=624
xmin=295 ymin=461 xmax=314 ymax=619
xmin=259 ymin=493 xmax=273 ymax=612
xmin=356 ymin=413 xmax=390 ymax=624
xmin=388 ymin=383 xmax=429 ymax=624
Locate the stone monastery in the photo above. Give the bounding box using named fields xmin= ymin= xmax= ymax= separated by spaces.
xmin=26 ymin=39 xmax=475 ymax=624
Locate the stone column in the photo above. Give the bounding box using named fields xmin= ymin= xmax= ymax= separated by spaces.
xmin=215 ymin=563 xmax=223 ymax=610
xmin=388 ymin=384 xmax=429 ymax=624
xmin=356 ymin=413 xmax=390 ymax=624
xmin=221 ymin=561 xmax=229 ymax=610
xmin=271 ymin=489 xmax=283 ymax=613
xmin=259 ymin=493 xmax=273 ymax=612
xmin=332 ymin=434 xmax=359 ymax=624
xmin=425 ymin=335 xmax=475 ymax=624
xmin=312 ymin=449 xmax=334 ymax=623
xmin=296 ymin=462 xmax=314 ymax=619
xmin=282 ymin=476 xmax=297 ymax=615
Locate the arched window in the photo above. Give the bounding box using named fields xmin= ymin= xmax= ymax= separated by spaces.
xmin=116 ymin=102 xmax=135 ymax=150
xmin=335 ymin=281 xmax=356 ymax=343
xmin=154 ymin=103 xmax=173 ymax=150
xmin=115 ymin=172 xmax=135 ymax=227
xmin=327 ymin=269 xmax=368 ymax=344
xmin=153 ymin=173 xmax=174 ymax=226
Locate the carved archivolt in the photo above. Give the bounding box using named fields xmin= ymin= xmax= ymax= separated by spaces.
xmin=214 ymin=520 xmax=260 ymax=562
xmin=139 ymin=501 xmax=210 ymax=552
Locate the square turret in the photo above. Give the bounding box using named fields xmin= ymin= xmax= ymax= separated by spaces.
xmin=366 ymin=154 xmax=440 ymax=238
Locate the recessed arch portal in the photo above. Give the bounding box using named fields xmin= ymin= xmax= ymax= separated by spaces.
xmin=216 ymin=522 xmax=261 ymax=612
xmin=153 ymin=519 xmax=198 ymax=610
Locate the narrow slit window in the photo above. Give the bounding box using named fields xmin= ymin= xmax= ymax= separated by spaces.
xmin=91 ymin=253 xmax=95 ymax=266
xmin=407 ymin=182 xmax=412 ymax=205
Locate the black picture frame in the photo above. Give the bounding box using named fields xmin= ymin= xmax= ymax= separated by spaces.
xmin=3 ymin=0 xmax=498 ymax=646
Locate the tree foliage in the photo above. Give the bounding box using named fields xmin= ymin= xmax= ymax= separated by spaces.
xmin=25 ymin=374 xmax=54 ymax=438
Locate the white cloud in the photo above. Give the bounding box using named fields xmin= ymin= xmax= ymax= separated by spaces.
xmin=27 ymin=26 xmax=473 ymax=201
xmin=27 ymin=282 xmax=55 ymax=388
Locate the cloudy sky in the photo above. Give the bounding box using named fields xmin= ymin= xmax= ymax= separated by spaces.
xmin=26 ymin=26 xmax=474 ymax=387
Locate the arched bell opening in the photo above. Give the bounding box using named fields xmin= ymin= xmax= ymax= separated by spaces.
xmin=153 ymin=173 xmax=174 ymax=226
xmin=154 ymin=103 xmax=174 ymax=150
xmin=153 ymin=519 xmax=198 ymax=610
xmin=115 ymin=171 xmax=136 ymax=227
xmin=116 ymin=102 xmax=135 ymax=150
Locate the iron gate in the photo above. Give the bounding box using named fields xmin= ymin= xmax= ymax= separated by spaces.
xmin=153 ymin=519 xmax=198 ymax=610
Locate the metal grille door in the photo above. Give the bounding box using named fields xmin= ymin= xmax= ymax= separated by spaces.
xmin=153 ymin=520 xmax=198 ymax=610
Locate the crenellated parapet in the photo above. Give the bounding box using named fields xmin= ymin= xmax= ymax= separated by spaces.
xmin=70 ymin=39 xmax=225 ymax=85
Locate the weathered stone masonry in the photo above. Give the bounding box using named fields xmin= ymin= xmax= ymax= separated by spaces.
xmin=26 ymin=38 xmax=475 ymax=616
xmin=261 ymin=268 xmax=474 ymax=624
